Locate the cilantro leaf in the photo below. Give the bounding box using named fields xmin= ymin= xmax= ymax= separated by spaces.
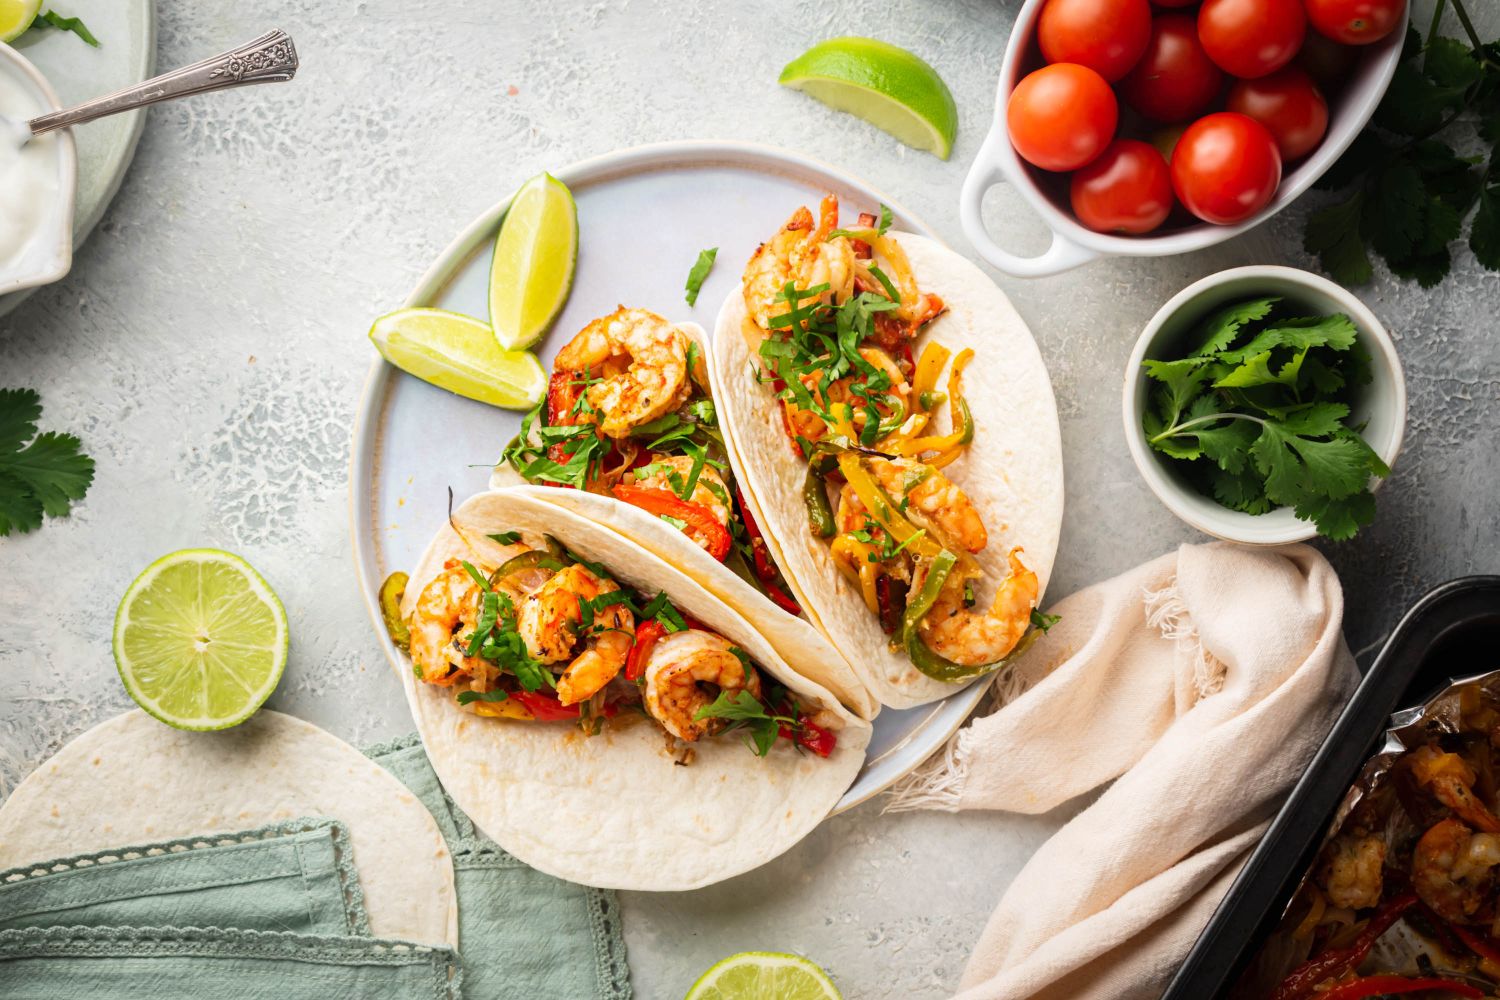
xmin=1295 ymin=491 xmax=1377 ymax=542
xmin=32 ymin=10 xmax=99 ymax=46
xmin=1304 ymin=193 xmax=1373 ymax=287
xmin=0 ymin=389 xmax=94 ymax=536
xmin=1214 ymin=314 xmax=1358 ymax=362
xmin=456 ymin=688 xmax=510 ymax=705
xmin=1471 ymin=184 xmax=1500 ymax=271
xmin=1189 ymin=297 xmax=1278 ymax=356
xmin=684 ymin=247 xmax=717 ymax=306
xmin=877 ymin=203 xmax=893 ymax=235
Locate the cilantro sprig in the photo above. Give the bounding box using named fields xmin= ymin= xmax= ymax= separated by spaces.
xmin=1142 ymin=297 xmax=1388 ymax=540
xmin=693 ymin=683 xmax=801 ymax=757
xmin=684 ymin=247 xmax=717 ymax=306
xmin=1305 ymin=5 xmax=1500 ymax=287
xmin=0 ymin=388 xmax=94 ymax=537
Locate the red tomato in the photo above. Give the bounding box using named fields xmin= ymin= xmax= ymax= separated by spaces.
xmin=1151 ymin=0 xmax=1199 ymax=6
xmin=1006 ymin=63 xmax=1118 ymax=171
xmin=1227 ymin=67 xmax=1328 ymax=159
xmin=1119 ymin=15 xmax=1224 ymax=123
xmin=1297 ymin=29 xmax=1359 ymax=88
xmin=1171 ymin=112 xmax=1282 ymax=224
xmin=1198 ymin=0 xmax=1306 ymax=78
xmin=1069 ymin=139 xmax=1175 ymax=234
xmin=1306 ymin=0 xmax=1405 ymax=44
xmin=1037 ymin=0 xmax=1152 ymax=81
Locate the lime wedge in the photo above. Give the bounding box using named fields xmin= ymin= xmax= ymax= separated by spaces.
xmin=685 ymin=952 xmax=842 ymax=1000
xmin=489 ymin=171 xmax=578 ymax=350
xmin=780 ymin=37 xmax=958 ymax=160
xmin=0 ymin=0 xmax=40 ymax=42
xmin=113 ymin=549 xmax=288 ymax=731
xmin=370 ymin=307 xmax=546 ymax=409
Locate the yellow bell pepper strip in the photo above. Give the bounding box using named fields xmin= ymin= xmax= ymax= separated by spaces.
xmin=896 ymin=348 xmax=975 ymax=461
xmin=910 ymin=342 xmax=952 ymax=413
xmin=835 ymin=451 xmax=943 ymax=560
xmin=379 ymin=572 xmax=410 ymax=653
xmin=900 ymin=551 xmax=1047 ymax=682
xmin=830 ymin=533 xmax=881 ymax=613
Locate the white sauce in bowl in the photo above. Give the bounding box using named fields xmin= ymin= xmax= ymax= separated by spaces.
xmin=0 ymin=72 xmax=57 ymax=270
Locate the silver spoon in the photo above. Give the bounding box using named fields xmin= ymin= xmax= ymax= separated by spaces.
xmin=6 ymin=28 xmax=298 ymax=145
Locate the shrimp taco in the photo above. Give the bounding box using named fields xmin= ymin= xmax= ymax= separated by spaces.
xmin=495 ymin=305 xmax=876 ymax=720
xmin=710 ymin=197 xmax=1065 ymax=709
xmin=390 ymin=486 xmax=871 ymax=890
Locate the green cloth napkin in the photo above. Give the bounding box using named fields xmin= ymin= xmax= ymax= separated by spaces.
xmin=0 ymin=818 xmax=368 ymax=936
xmin=364 ymin=734 xmax=631 ymax=1000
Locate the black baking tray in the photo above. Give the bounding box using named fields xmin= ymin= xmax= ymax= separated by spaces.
xmin=1162 ymin=575 xmax=1500 ymax=999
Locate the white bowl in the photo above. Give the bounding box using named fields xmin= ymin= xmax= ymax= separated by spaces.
xmin=959 ymin=0 xmax=1407 ymax=278
xmin=1122 ymin=265 xmax=1406 ymax=545
xmin=0 ymin=43 xmax=75 ymax=296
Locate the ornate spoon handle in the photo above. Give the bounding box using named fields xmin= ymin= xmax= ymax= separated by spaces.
xmin=26 ymin=29 xmax=298 ymax=137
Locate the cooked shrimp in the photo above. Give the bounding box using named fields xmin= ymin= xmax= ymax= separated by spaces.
xmin=407 ymin=559 xmax=485 ymax=686
xmin=1317 ymin=830 xmax=1386 ymax=910
xmin=1410 ymin=746 xmax=1500 ymax=833
xmin=780 ymin=347 xmax=913 ymax=444
xmin=516 ymin=563 xmax=636 ymax=705
xmin=642 ymin=629 xmax=762 ymax=742
xmin=1413 ymin=818 xmax=1500 ymax=925
xmin=743 ymin=195 xmax=856 ymax=332
xmin=553 ymin=307 xmax=690 ymax=438
xmin=868 ymin=456 xmax=987 ymax=555
xmin=631 ymin=456 xmax=731 ymax=526
xmin=915 ymin=549 xmax=1039 ymax=667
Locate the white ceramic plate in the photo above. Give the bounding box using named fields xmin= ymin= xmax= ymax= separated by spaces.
xmin=350 ymin=140 xmax=1032 ymax=813
xmin=0 ymin=0 xmax=155 ymax=316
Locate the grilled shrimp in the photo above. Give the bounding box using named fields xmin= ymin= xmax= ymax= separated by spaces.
xmin=631 ymin=456 xmax=732 ymax=526
xmin=642 ymin=629 xmax=762 ymax=742
xmin=868 ymin=456 xmax=987 ymax=554
xmin=742 ymin=195 xmax=856 ymax=332
xmin=1413 ymin=817 xmax=1500 ymax=926
xmin=553 ymin=307 xmax=691 ymax=438
xmin=407 ymin=559 xmax=485 ymax=686
xmin=914 ymin=549 xmax=1039 ymax=667
xmin=1410 ymin=746 xmax=1500 ymax=833
xmin=516 ymin=563 xmax=636 ymax=705
xmin=1317 ymin=830 xmax=1387 ymax=910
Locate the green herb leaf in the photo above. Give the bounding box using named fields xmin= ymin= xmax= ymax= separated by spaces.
xmin=1304 ymin=193 xmax=1374 ymax=287
xmin=0 ymin=388 xmax=94 ymax=536
xmin=456 ymin=689 xmax=510 ymax=704
xmin=877 ymin=203 xmax=893 ymax=235
xmin=1189 ymin=297 xmax=1279 ymax=356
xmin=487 ymin=531 xmax=521 ymax=545
xmin=33 ymin=10 xmax=99 ymax=46
xmin=684 ymin=247 xmax=718 ymax=306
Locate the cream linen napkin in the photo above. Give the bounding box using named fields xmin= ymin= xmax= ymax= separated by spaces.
xmin=886 ymin=542 xmax=1360 ymax=1000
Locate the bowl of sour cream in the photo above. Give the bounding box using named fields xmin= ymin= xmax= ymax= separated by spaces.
xmin=0 ymin=43 xmax=74 ymax=297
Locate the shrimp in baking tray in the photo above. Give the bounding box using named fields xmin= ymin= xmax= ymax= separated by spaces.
xmin=642 ymin=629 xmax=763 ymax=742
xmin=742 ymin=194 xmax=856 ymax=332
xmin=913 ymin=549 xmax=1039 ymax=667
xmin=553 ymin=307 xmax=691 ymax=438
xmin=516 ymin=563 xmax=636 ymax=705
xmin=1408 ymin=745 xmax=1500 ymax=833
xmin=1316 ymin=829 xmax=1387 ymax=911
xmin=630 ymin=456 xmax=732 ymax=527
xmin=1412 ymin=817 xmax=1500 ymax=926
xmin=407 ymin=559 xmax=486 ymax=686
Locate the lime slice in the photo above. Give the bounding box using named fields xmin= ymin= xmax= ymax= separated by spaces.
xmin=685 ymin=952 xmax=842 ymax=1000
xmin=113 ymin=549 xmax=288 ymax=731
xmin=780 ymin=37 xmax=958 ymax=160
xmin=489 ymin=171 xmax=578 ymax=350
xmin=370 ymin=307 xmax=546 ymax=409
xmin=0 ymin=0 xmax=40 ymax=42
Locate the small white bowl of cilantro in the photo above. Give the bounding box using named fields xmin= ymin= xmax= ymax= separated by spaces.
xmin=1123 ymin=265 xmax=1405 ymax=544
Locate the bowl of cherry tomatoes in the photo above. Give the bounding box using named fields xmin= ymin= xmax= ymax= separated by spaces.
xmin=959 ymin=0 xmax=1407 ymax=277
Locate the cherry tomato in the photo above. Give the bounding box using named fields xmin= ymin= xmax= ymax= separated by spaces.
xmin=1171 ymin=112 xmax=1282 ymax=224
xmin=1069 ymin=139 xmax=1175 ymax=234
xmin=1305 ymin=0 xmax=1405 ymax=44
xmin=1227 ymin=67 xmax=1328 ymax=159
xmin=1297 ymin=29 xmax=1359 ymax=89
xmin=1198 ymin=0 xmax=1305 ymax=78
xmin=1119 ymin=15 xmax=1224 ymax=123
xmin=1151 ymin=0 xmax=1198 ymax=6
xmin=1037 ymin=0 xmax=1152 ymax=82
xmin=1006 ymin=63 xmax=1118 ymax=171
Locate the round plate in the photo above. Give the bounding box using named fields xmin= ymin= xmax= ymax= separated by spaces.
xmin=350 ymin=140 xmax=1000 ymax=814
xmin=0 ymin=0 xmax=155 ymax=316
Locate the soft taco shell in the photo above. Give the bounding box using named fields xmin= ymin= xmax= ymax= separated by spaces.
xmin=398 ymin=488 xmax=871 ymax=891
xmin=709 ymin=231 xmax=1065 ymax=709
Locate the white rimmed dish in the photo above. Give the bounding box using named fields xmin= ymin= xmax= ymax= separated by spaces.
xmin=1123 ymin=265 xmax=1406 ymax=545
xmin=0 ymin=43 xmax=74 ymax=297
xmin=959 ymin=0 xmax=1407 ymax=278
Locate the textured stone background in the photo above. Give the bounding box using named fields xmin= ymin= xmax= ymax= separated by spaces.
xmin=2 ymin=1 xmax=1498 ymax=996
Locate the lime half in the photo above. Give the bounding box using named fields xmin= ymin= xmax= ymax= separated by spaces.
xmin=780 ymin=37 xmax=958 ymax=160
xmin=370 ymin=307 xmax=546 ymax=409
xmin=113 ymin=549 xmax=288 ymax=731
xmin=0 ymin=0 xmax=40 ymax=42
xmin=685 ymin=952 xmax=842 ymax=1000
xmin=489 ymin=171 xmax=578 ymax=350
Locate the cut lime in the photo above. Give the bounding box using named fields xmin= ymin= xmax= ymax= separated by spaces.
xmin=0 ymin=0 xmax=40 ymax=42
xmin=780 ymin=37 xmax=958 ymax=160
xmin=684 ymin=952 xmax=842 ymax=1000
xmin=489 ymin=171 xmax=578 ymax=350
xmin=370 ymin=307 xmax=546 ymax=409
xmin=113 ymin=549 xmax=288 ymax=731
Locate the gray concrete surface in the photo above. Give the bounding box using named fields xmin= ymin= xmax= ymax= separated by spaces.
xmin=2 ymin=1 xmax=1497 ymax=997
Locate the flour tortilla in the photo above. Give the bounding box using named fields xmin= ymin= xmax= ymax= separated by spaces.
xmin=0 ymin=709 xmax=457 ymax=946
xmin=399 ymin=488 xmax=871 ymax=891
xmin=710 ymin=232 xmax=1065 ymax=709
xmin=490 ymin=321 xmax=878 ymax=722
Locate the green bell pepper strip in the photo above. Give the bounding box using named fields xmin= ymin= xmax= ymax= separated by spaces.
xmin=802 ymin=445 xmax=841 ymax=539
xmin=489 ymin=550 xmax=568 ymax=587
xmin=900 ymin=550 xmax=1045 ymax=682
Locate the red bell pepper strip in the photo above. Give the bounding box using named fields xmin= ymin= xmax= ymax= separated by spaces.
xmin=1452 ymin=923 xmax=1500 ymax=966
xmin=625 ymin=619 xmax=666 ymax=682
xmin=544 ymin=370 xmax=584 ymax=481
xmin=512 ymin=689 xmax=582 ymax=721
xmin=1315 ymin=975 xmax=1482 ymax=1000
xmin=734 ymin=486 xmax=803 ymax=615
xmin=611 ymin=484 xmax=732 ymax=561
xmin=780 ymin=716 xmax=837 ymax=758
xmin=1271 ymin=893 xmax=1419 ymax=1000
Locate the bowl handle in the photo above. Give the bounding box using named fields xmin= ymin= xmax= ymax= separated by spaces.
xmin=959 ymin=132 xmax=1099 ymax=279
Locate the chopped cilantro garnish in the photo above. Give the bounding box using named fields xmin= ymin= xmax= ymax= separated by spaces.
xmin=487 ymin=530 xmax=521 ymax=545
xmin=32 ymin=10 xmax=98 ymax=46
xmin=659 ymin=513 xmax=688 ymax=531
xmin=684 ymin=247 xmax=718 ymax=306
xmin=456 ymin=689 xmax=510 ymax=704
